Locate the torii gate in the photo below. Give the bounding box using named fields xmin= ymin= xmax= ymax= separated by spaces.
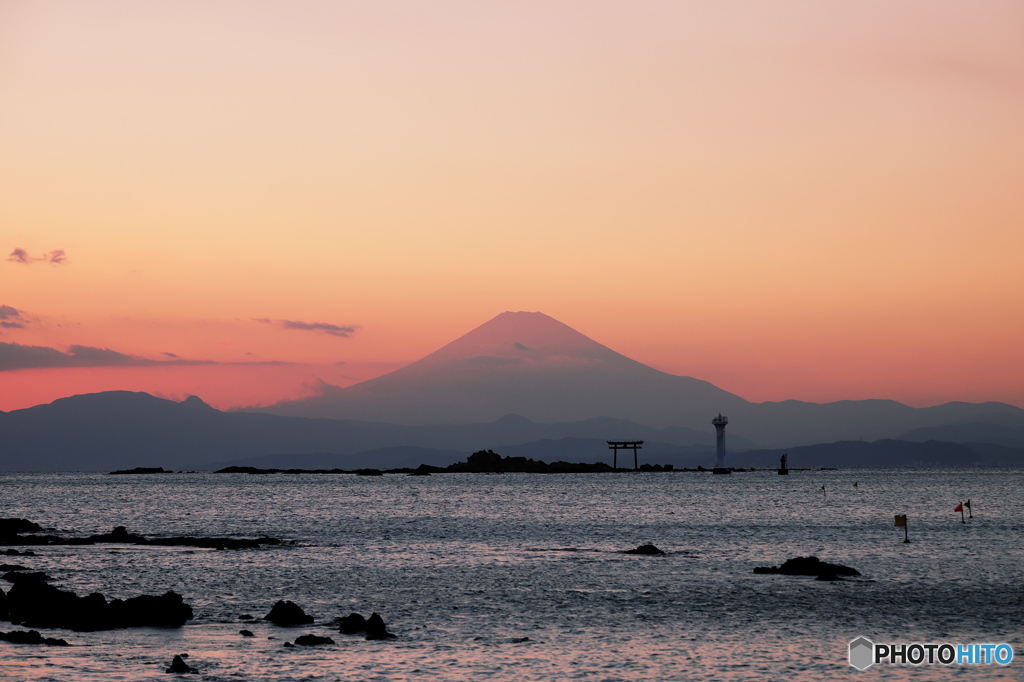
xmin=606 ymin=440 xmax=643 ymax=471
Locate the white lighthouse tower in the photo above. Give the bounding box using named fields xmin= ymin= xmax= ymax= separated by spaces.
xmin=712 ymin=413 xmax=730 ymax=474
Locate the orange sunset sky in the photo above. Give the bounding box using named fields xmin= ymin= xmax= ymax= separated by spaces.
xmin=2 ymin=1 xmax=1023 ymax=414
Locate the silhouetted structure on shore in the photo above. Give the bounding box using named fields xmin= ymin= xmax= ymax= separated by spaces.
xmin=606 ymin=441 xmax=643 ymax=471
xmin=712 ymin=414 xmax=730 ymax=474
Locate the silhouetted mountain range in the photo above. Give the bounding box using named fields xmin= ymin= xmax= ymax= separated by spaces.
xmin=2 ymin=312 xmax=1022 ymax=470
xmin=897 ymin=423 xmax=1024 ymax=448
xmin=0 ymin=391 xmax=739 ymax=471
xmin=1 ymin=390 xmax=1021 ymax=471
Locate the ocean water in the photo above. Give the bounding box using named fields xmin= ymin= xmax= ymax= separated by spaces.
xmin=1 ymin=469 xmax=1021 ymax=681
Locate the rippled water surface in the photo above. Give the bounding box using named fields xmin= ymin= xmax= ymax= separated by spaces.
xmin=1 ymin=469 xmax=1022 ymax=681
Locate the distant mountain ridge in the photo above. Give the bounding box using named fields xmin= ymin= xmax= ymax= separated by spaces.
xmin=2 ymin=389 xmax=1022 ymax=472
xmin=0 ymin=390 xmax=739 ymax=471
xmin=251 ymin=311 xmax=1024 ymax=446
xmin=3 ymin=313 xmax=1023 ymax=470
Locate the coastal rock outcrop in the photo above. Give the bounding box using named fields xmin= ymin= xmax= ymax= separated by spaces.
xmin=365 ymin=612 xmax=396 ymax=640
xmin=4 ymin=571 xmax=52 ymax=584
xmin=753 ymin=556 xmax=860 ymax=578
xmin=166 ymin=654 xmax=194 ymax=673
xmin=0 ymin=519 xmax=44 ymax=536
xmin=337 ymin=612 xmax=367 ymax=634
xmin=0 ymin=629 xmax=70 ymax=646
xmin=294 ymin=633 xmax=335 ymax=646
xmin=336 ymin=611 xmax=396 ymax=639
xmin=109 ymin=467 xmax=173 ymax=475
xmin=263 ymin=600 xmax=314 ymax=626
xmin=4 ymin=574 xmax=193 ymax=631
xmin=623 ymin=544 xmax=665 ymax=555
xmin=0 ymin=520 xmax=285 ymax=550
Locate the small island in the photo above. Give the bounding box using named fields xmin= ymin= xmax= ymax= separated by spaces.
xmin=108 ymin=467 xmax=174 ymax=475
xmin=214 ymin=450 xmax=678 ymax=475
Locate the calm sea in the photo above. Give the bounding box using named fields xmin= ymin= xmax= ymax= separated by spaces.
xmin=1 ymin=469 xmax=1021 ymax=681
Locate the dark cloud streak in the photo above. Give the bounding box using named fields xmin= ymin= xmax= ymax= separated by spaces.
xmin=7 ymin=248 xmax=31 ymax=264
xmin=7 ymin=248 xmax=69 ymax=265
xmin=0 ymin=305 xmax=27 ymax=331
xmin=0 ymin=342 xmax=214 ymax=372
xmin=256 ymin=318 xmax=358 ymax=338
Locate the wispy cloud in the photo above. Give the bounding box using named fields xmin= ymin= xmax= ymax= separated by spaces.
xmin=0 ymin=305 xmax=26 ymax=330
xmin=7 ymin=248 xmax=69 ymax=265
xmin=7 ymin=248 xmax=32 ymax=264
xmin=0 ymin=342 xmax=214 ymax=372
xmin=255 ymin=318 xmax=358 ymax=338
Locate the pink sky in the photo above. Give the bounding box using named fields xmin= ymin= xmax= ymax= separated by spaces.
xmin=2 ymin=1 xmax=1023 ymax=413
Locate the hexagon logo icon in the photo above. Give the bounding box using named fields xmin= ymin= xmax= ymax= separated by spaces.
xmin=849 ymin=636 xmax=874 ymax=670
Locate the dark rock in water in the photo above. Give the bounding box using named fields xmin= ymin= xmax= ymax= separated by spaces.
xmin=0 ymin=564 xmax=30 ymax=572
xmin=623 ymin=544 xmax=665 ymax=555
xmin=264 ymin=600 xmax=314 ymax=626
xmin=365 ymin=612 xmax=396 ymax=640
xmin=85 ymin=526 xmax=148 ymax=544
xmin=0 ymin=519 xmax=45 ymax=536
xmin=166 ymin=654 xmax=194 ymax=673
xmin=294 ymin=634 xmax=335 ymax=646
xmin=215 ymin=466 xmax=267 ymax=474
xmin=283 ymin=641 xmax=295 ymax=648
xmin=753 ymin=556 xmax=860 ymax=577
xmin=0 ymin=629 xmax=70 ymax=646
xmin=511 ymin=637 xmax=531 ymax=643
xmin=4 ymin=571 xmax=50 ymax=584
xmin=238 ymin=614 xmax=254 ymax=620
xmin=108 ymin=592 xmax=193 ymax=628
xmin=239 ymin=629 xmax=254 ymax=637
xmin=6 ymin=577 xmax=193 ymax=631
xmin=466 ymin=449 xmax=503 ymax=471
xmin=337 ymin=612 xmax=367 ymax=634
xmin=0 ymin=518 xmax=285 ymax=550
xmin=3 ymin=549 xmax=35 ymax=556
xmin=109 ymin=467 xmax=172 ymax=475
xmin=0 ymin=586 xmax=6 ymax=619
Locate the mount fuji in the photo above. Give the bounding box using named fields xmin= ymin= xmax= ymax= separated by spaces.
xmin=254 ymin=311 xmax=1024 ymax=446
xmin=256 ymin=311 xmax=746 ymax=429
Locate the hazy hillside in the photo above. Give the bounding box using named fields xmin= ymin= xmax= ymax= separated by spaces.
xmin=0 ymin=391 xmax=731 ymax=471
xmin=898 ymin=423 xmax=1024 ymax=448
xmin=727 ymin=439 xmax=1024 ymax=468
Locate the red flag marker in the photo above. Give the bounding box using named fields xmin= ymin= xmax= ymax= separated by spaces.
xmin=955 ymin=502 xmax=965 ymax=523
